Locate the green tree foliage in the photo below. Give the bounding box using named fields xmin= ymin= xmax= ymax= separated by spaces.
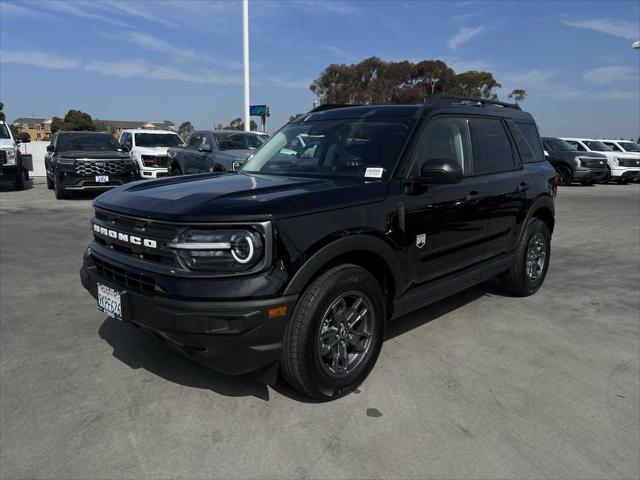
xmin=9 ymin=124 xmax=21 ymax=138
xmin=508 ymin=89 xmax=527 ymax=104
xmin=224 ymin=118 xmax=258 ymax=131
xmin=178 ymin=121 xmax=193 ymax=141
xmin=93 ymin=120 xmax=113 ymax=133
xmin=50 ymin=109 xmax=96 ymax=133
xmin=310 ymin=57 xmax=502 ymax=104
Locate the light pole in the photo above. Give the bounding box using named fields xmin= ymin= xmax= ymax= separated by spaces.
xmin=242 ymin=0 xmax=250 ymax=131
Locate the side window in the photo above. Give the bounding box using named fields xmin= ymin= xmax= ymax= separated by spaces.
xmin=507 ymin=121 xmax=543 ymax=163
xmin=604 ymin=142 xmax=621 ymax=151
xmin=189 ymin=133 xmax=202 ymax=147
xmin=413 ymin=117 xmax=472 ymax=176
xmin=469 ymin=118 xmax=516 ymax=174
xmin=567 ymin=140 xmax=585 ymax=151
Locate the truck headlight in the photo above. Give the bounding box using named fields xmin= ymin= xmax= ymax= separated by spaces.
xmin=2 ymin=148 xmax=16 ymax=166
xmin=169 ymin=228 xmax=264 ymax=271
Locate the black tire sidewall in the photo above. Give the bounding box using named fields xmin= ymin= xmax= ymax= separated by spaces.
xmin=556 ymin=166 xmax=572 ymax=186
xmin=522 ymin=219 xmax=551 ymax=294
xmin=15 ymin=168 xmax=25 ymax=190
xmin=296 ymin=267 xmax=385 ymax=399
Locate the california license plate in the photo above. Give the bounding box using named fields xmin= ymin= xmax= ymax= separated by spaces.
xmin=96 ymin=175 xmax=109 ymax=183
xmin=97 ymin=283 xmax=123 ymax=321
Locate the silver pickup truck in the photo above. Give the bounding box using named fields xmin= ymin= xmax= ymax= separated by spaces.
xmin=167 ymin=130 xmax=269 ymax=175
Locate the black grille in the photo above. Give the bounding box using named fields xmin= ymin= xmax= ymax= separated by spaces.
xmin=0 ymin=150 xmax=6 ymax=165
xmin=93 ymin=257 xmax=156 ymax=294
xmin=75 ymin=160 xmax=128 ymax=176
xmin=141 ymin=155 xmax=170 ymax=167
xmin=581 ymin=158 xmax=607 ymax=168
xmin=619 ymin=159 xmax=640 ymax=167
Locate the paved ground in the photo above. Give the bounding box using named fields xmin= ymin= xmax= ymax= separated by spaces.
xmin=1 ymin=179 xmax=639 ymax=480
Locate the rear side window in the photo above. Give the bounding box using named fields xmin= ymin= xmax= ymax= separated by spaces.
xmin=566 ymin=140 xmax=586 ymax=151
xmin=469 ymin=118 xmax=515 ymax=174
xmin=189 ymin=133 xmax=203 ymax=147
xmin=603 ymin=142 xmax=622 ymax=152
xmin=507 ymin=121 xmax=543 ymax=163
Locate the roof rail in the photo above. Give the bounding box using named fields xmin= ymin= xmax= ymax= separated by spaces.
xmin=308 ymin=103 xmax=363 ymax=113
xmin=427 ymin=95 xmax=521 ymax=110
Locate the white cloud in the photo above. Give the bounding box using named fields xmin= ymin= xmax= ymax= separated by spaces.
xmin=0 ymin=2 xmax=54 ymax=21
xmin=502 ymin=69 xmax=556 ymax=86
xmin=84 ymin=59 xmax=242 ymax=86
xmin=590 ymin=90 xmax=640 ymax=100
xmin=583 ymin=66 xmax=639 ymax=84
xmin=448 ymin=26 xmax=485 ymax=50
xmin=97 ymin=1 xmax=176 ymax=28
xmin=446 ymin=58 xmax=493 ymax=73
xmin=265 ymin=77 xmax=310 ymax=89
xmin=565 ymin=18 xmax=640 ymax=41
xmin=0 ymin=50 xmax=80 ymax=70
xmin=41 ymin=1 xmax=132 ymax=28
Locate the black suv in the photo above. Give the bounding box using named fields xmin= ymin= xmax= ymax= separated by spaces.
xmin=80 ymin=97 xmax=557 ymax=400
xmin=541 ymin=137 xmax=607 ymax=185
xmin=45 ymin=131 xmax=139 ymax=199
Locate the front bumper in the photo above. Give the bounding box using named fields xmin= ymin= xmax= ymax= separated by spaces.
xmin=80 ymin=249 xmax=298 ymax=375
xmin=0 ymin=165 xmax=19 ymax=183
xmin=57 ymin=171 xmax=138 ymax=190
xmin=139 ymin=167 xmax=169 ymax=179
xmin=611 ymin=167 xmax=640 ymax=180
xmin=573 ymin=168 xmax=606 ymax=181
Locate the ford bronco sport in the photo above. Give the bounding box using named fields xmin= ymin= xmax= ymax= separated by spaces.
xmin=80 ymin=97 xmax=557 ymax=400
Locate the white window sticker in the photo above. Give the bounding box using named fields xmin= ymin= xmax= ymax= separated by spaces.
xmin=365 ymin=167 xmax=384 ymax=179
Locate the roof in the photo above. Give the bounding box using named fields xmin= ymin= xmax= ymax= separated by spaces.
xmin=120 ymin=128 xmax=181 ymax=134
xmin=13 ymin=117 xmax=48 ymax=127
xmin=293 ymin=102 xmax=534 ymax=124
xmin=55 ymin=131 xmax=114 ymax=136
xmin=97 ymin=120 xmax=175 ymax=130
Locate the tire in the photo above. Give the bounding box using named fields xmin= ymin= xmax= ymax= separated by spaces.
xmin=54 ymin=176 xmax=66 ymax=200
xmin=15 ymin=168 xmax=25 ymax=191
xmin=600 ymin=166 xmax=611 ymax=184
xmin=581 ymin=180 xmax=593 ymax=186
xmin=617 ymin=178 xmax=629 ymax=185
xmin=282 ymin=264 xmax=386 ymax=401
xmin=555 ymin=165 xmax=572 ymax=186
xmin=501 ymin=218 xmax=551 ymax=297
xmin=46 ymin=175 xmax=54 ymax=190
xmin=170 ymin=165 xmax=182 ymax=176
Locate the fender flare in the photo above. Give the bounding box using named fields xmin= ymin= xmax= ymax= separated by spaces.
xmin=519 ymin=194 xmax=555 ymax=242
xmin=283 ymin=235 xmax=404 ymax=297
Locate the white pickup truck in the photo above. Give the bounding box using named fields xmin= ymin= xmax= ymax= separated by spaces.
xmin=0 ymin=121 xmax=32 ymax=190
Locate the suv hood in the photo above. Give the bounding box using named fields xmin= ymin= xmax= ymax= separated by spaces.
xmin=58 ymin=150 xmax=131 ymax=160
xmin=132 ymin=146 xmax=173 ymax=156
xmin=94 ymin=172 xmax=387 ymax=222
xmin=0 ymin=138 xmax=16 ymax=149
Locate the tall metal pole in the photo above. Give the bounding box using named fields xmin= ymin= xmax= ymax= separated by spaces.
xmin=242 ymin=0 xmax=250 ymax=131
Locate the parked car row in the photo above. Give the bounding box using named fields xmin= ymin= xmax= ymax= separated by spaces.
xmin=44 ymin=129 xmax=268 ymax=199
xmin=0 ymin=120 xmax=32 ymax=190
xmin=542 ymin=136 xmax=640 ymax=186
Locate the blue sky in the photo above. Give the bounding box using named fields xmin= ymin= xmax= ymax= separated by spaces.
xmin=1 ymin=0 xmax=639 ymax=138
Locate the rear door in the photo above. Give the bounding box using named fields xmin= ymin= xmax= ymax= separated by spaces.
xmin=403 ymin=115 xmax=490 ymax=286
xmin=468 ymin=117 xmax=528 ymax=260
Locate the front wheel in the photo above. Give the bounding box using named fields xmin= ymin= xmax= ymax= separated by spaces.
xmin=281 ymin=264 xmax=386 ymax=401
xmin=46 ymin=175 xmax=54 ymax=190
xmin=555 ymin=165 xmax=572 ymax=186
xmin=15 ymin=168 xmax=26 ymax=191
xmin=501 ymin=218 xmax=551 ymax=297
xmin=54 ymin=176 xmax=66 ymax=199
xmin=600 ymin=166 xmax=611 ymax=184
xmin=170 ymin=165 xmax=182 ymax=176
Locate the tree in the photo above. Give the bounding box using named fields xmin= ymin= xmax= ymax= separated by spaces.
xmin=0 ymin=101 xmax=5 ymax=121
xmin=50 ymin=109 xmax=96 ymax=132
xmin=178 ymin=121 xmax=193 ymax=141
xmin=508 ymin=89 xmax=527 ymax=104
xmin=223 ymin=118 xmax=257 ymax=130
xmin=50 ymin=117 xmax=65 ymax=134
xmin=310 ymin=57 xmax=501 ymax=105
xmin=9 ymin=124 xmax=20 ymax=138
xmin=93 ymin=120 xmax=113 ymax=133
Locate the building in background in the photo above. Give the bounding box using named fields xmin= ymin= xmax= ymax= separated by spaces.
xmin=97 ymin=120 xmax=176 ymax=139
xmin=13 ymin=117 xmax=53 ymax=141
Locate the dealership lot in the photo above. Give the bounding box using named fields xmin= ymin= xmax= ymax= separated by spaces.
xmin=1 ymin=180 xmax=638 ymax=479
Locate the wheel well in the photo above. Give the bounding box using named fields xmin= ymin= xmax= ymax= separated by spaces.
xmin=170 ymin=162 xmax=181 ymax=172
xmin=308 ymin=250 xmax=396 ymax=320
xmin=532 ymin=207 xmax=554 ymax=235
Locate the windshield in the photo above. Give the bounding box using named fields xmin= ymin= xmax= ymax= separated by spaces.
xmin=584 ymin=141 xmax=612 ymax=152
xmin=134 ymin=133 xmax=184 ymax=148
xmin=543 ymin=137 xmax=576 ymax=151
xmin=241 ymin=118 xmax=414 ymax=178
xmin=57 ymin=133 xmax=121 ymax=152
xmin=214 ymin=132 xmax=267 ymax=151
xmin=0 ymin=124 xmax=11 ymax=139
xmin=619 ymin=141 xmax=640 ymax=152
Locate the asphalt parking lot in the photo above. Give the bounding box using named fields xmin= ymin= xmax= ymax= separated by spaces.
xmin=1 ymin=179 xmax=639 ymax=480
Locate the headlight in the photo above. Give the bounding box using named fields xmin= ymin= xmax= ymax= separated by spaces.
xmin=2 ymin=148 xmax=16 ymax=165
xmin=615 ymin=157 xmax=625 ymax=165
xmin=57 ymin=156 xmax=76 ymax=165
xmin=169 ymin=228 xmax=265 ymax=271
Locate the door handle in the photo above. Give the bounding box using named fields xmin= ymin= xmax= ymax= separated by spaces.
xmin=515 ymin=182 xmax=530 ymax=192
xmin=465 ymin=191 xmax=483 ymax=201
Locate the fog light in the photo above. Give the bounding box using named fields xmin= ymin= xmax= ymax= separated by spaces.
xmin=268 ymin=305 xmax=288 ymax=318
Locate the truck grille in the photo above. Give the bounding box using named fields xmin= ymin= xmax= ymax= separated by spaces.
xmin=141 ymin=155 xmax=170 ymax=167
xmin=75 ymin=160 xmax=128 ymax=176
xmin=619 ymin=159 xmax=640 ymax=167
xmin=93 ymin=257 xmax=156 ymax=294
xmin=581 ymin=158 xmax=606 ymax=168
xmin=0 ymin=150 xmax=6 ymax=165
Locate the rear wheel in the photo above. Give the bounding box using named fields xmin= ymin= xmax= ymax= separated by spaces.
xmin=54 ymin=176 xmax=66 ymax=199
xmin=501 ymin=218 xmax=550 ymax=297
xmin=555 ymin=165 xmax=572 ymax=186
xmin=15 ymin=168 xmax=25 ymax=191
xmin=46 ymin=175 xmax=54 ymax=190
xmin=282 ymin=264 xmax=386 ymax=401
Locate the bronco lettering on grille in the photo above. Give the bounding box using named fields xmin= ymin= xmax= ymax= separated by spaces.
xmin=93 ymin=224 xmax=157 ymax=248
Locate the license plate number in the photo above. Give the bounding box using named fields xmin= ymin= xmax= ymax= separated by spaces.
xmin=96 ymin=175 xmax=109 ymax=183
xmin=97 ymin=283 xmax=123 ymax=321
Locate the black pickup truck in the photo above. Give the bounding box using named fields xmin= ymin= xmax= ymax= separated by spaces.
xmin=166 ymin=130 xmax=268 ymax=175
xmin=81 ymin=97 xmax=557 ymax=400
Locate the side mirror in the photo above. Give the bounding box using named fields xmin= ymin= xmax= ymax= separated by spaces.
xmin=544 ymin=150 xmax=549 ymax=157
xmin=20 ymin=132 xmax=31 ymax=143
xmin=199 ymin=144 xmax=213 ymax=153
xmin=418 ymin=158 xmax=463 ymax=184
xmin=46 ymin=145 xmax=55 ymax=153
xmin=121 ymin=144 xmax=130 ymax=152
